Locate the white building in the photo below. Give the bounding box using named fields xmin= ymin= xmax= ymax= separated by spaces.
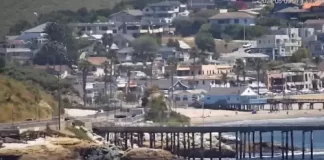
xmin=256 ymin=28 xmax=302 ymax=60
xmin=70 ymin=21 xmax=164 ymax=37
xmin=173 ymin=89 xmax=207 ymax=106
xmin=0 ymin=39 xmax=33 ymax=64
xmin=141 ymin=1 xmax=189 ymax=24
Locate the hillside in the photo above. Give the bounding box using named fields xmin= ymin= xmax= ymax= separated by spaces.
xmin=0 ymin=0 xmax=121 ymax=38
xmin=0 ymin=75 xmax=58 ymax=123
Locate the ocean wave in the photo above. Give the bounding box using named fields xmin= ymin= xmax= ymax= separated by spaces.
xmin=204 ymin=116 xmax=324 ymax=127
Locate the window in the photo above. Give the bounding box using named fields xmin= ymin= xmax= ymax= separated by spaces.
xmin=206 ymin=97 xmax=210 ymax=100
xmin=183 ymin=96 xmax=188 ymax=101
xmin=234 ymin=19 xmax=239 ymax=24
xmin=244 ymin=19 xmax=247 ymax=23
xmin=192 ymin=95 xmax=197 ymax=101
xmin=175 ymin=97 xmax=181 ymax=101
xmin=202 ymin=80 xmax=205 ymax=85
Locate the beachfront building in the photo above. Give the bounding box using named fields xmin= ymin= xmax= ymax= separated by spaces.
xmin=203 ymin=86 xmax=267 ymax=111
xmin=266 ymin=63 xmax=323 ymax=91
xmin=170 ymin=63 xmax=233 ymax=77
xmin=173 ymin=89 xmax=207 ymax=106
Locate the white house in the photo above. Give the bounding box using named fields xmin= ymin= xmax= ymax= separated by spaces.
xmin=209 ymin=9 xmax=256 ymax=26
xmin=141 ymin=1 xmax=189 ymax=24
xmin=256 ymin=28 xmax=302 ymax=60
xmin=0 ymin=39 xmax=33 ymax=64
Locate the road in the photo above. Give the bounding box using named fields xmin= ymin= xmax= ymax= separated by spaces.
xmin=0 ymin=110 xmax=121 ymax=129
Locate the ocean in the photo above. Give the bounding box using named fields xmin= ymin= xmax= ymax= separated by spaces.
xmin=202 ymin=117 xmax=324 ymax=159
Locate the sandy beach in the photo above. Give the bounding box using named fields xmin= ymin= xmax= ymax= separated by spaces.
xmin=173 ymin=103 xmax=324 ymax=125
xmin=171 ymin=94 xmax=324 ymax=124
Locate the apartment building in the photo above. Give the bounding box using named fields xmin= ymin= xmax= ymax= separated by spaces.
xmin=255 ymin=28 xmax=302 ymax=60
xmin=175 ymin=64 xmax=232 ymax=77
xmin=266 ymin=63 xmax=322 ymax=91
xmin=267 ymin=70 xmax=322 ymax=91
xmin=0 ymin=39 xmax=33 ymax=64
xmin=70 ymin=21 xmax=163 ymax=37
xmin=141 ymin=1 xmax=189 ymax=24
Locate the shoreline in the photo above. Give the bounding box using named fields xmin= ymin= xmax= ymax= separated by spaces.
xmin=172 ymin=104 xmax=324 ymax=125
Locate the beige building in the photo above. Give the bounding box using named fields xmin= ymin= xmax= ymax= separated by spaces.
xmin=266 ymin=70 xmax=322 ymax=91
xmin=175 ymin=64 xmax=233 ymax=77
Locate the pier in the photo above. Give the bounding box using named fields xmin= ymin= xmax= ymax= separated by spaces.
xmin=267 ymin=98 xmax=324 ymax=110
xmin=93 ymin=125 xmax=324 ymax=159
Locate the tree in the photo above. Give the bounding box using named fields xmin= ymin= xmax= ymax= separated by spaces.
xmin=132 ymin=35 xmax=158 ymax=62
xmin=126 ymin=69 xmax=131 ymax=95
xmin=44 ymin=22 xmax=66 ymax=43
xmin=290 ymin=48 xmax=310 ymax=63
xmin=221 ymin=72 xmax=228 ymax=87
xmin=34 ymin=41 xmax=66 ymax=65
xmin=234 ymin=59 xmax=244 ymax=84
xmin=172 ymin=18 xmax=194 ymax=37
xmin=195 ymin=32 xmax=215 ymax=52
xmin=8 ymin=20 xmax=32 ymax=35
xmin=253 ymin=58 xmax=264 ymax=95
xmin=43 ymin=22 xmax=79 ymax=65
xmin=78 ymin=59 xmax=92 ymax=106
xmin=166 ymin=38 xmax=180 ymax=49
xmin=101 ymin=33 xmax=114 ymax=49
xmin=0 ymin=57 xmax=5 ymax=73
xmin=167 ymin=56 xmax=178 ymax=109
xmin=102 ymin=60 xmax=110 ymax=102
xmin=221 ymin=34 xmax=232 ymax=50
xmin=199 ymin=23 xmax=211 ymax=33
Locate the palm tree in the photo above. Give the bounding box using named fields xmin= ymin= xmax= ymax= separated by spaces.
xmin=126 ymin=69 xmax=132 ymax=95
xmin=102 ymin=60 xmax=110 ymax=101
xmin=221 ymin=72 xmax=228 ymax=87
xmin=148 ymin=52 xmax=156 ymax=86
xmin=221 ymin=34 xmax=232 ymax=51
xmin=78 ymin=59 xmax=92 ymax=106
xmin=190 ymin=47 xmax=199 ymax=85
xmin=253 ymin=58 xmax=264 ymax=95
xmin=167 ymin=57 xmax=178 ymax=109
xmin=234 ymin=59 xmax=244 ymax=85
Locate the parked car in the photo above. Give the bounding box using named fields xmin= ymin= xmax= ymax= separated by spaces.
xmin=243 ymin=43 xmax=251 ymax=48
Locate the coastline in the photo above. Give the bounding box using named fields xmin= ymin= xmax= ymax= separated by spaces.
xmin=172 ymin=103 xmax=324 ymax=125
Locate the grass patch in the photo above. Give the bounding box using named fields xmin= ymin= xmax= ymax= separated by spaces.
xmin=0 ymin=75 xmax=57 ymax=123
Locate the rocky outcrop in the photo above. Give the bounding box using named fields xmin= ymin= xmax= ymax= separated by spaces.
xmin=0 ymin=137 xmax=123 ymax=160
xmin=121 ymin=148 xmax=175 ymax=160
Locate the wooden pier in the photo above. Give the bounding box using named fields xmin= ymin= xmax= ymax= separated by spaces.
xmin=94 ymin=125 xmax=324 ymax=159
xmin=267 ymin=98 xmax=324 ymax=110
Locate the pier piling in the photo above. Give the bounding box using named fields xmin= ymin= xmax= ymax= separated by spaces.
xmin=311 ymin=130 xmax=314 ymax=159
xmin=235 ymin=131 xmax=239 ymax=159
xmin=271 ymin=131 xmax=274 ymax=158
xmin=259 ymin=131 xmax=263 ymax=159
xmin=291 ymin=131 xmax=294 ymax=159
xmin=281 ymin=131 xmax=284 ymax=159
xmin=97 ymin=125 xmax=321 ymax=160
xmin=219 ymin=132 xmax=222 ymax=160
xmin=302 ymin=131 xmax=305 ymax=159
